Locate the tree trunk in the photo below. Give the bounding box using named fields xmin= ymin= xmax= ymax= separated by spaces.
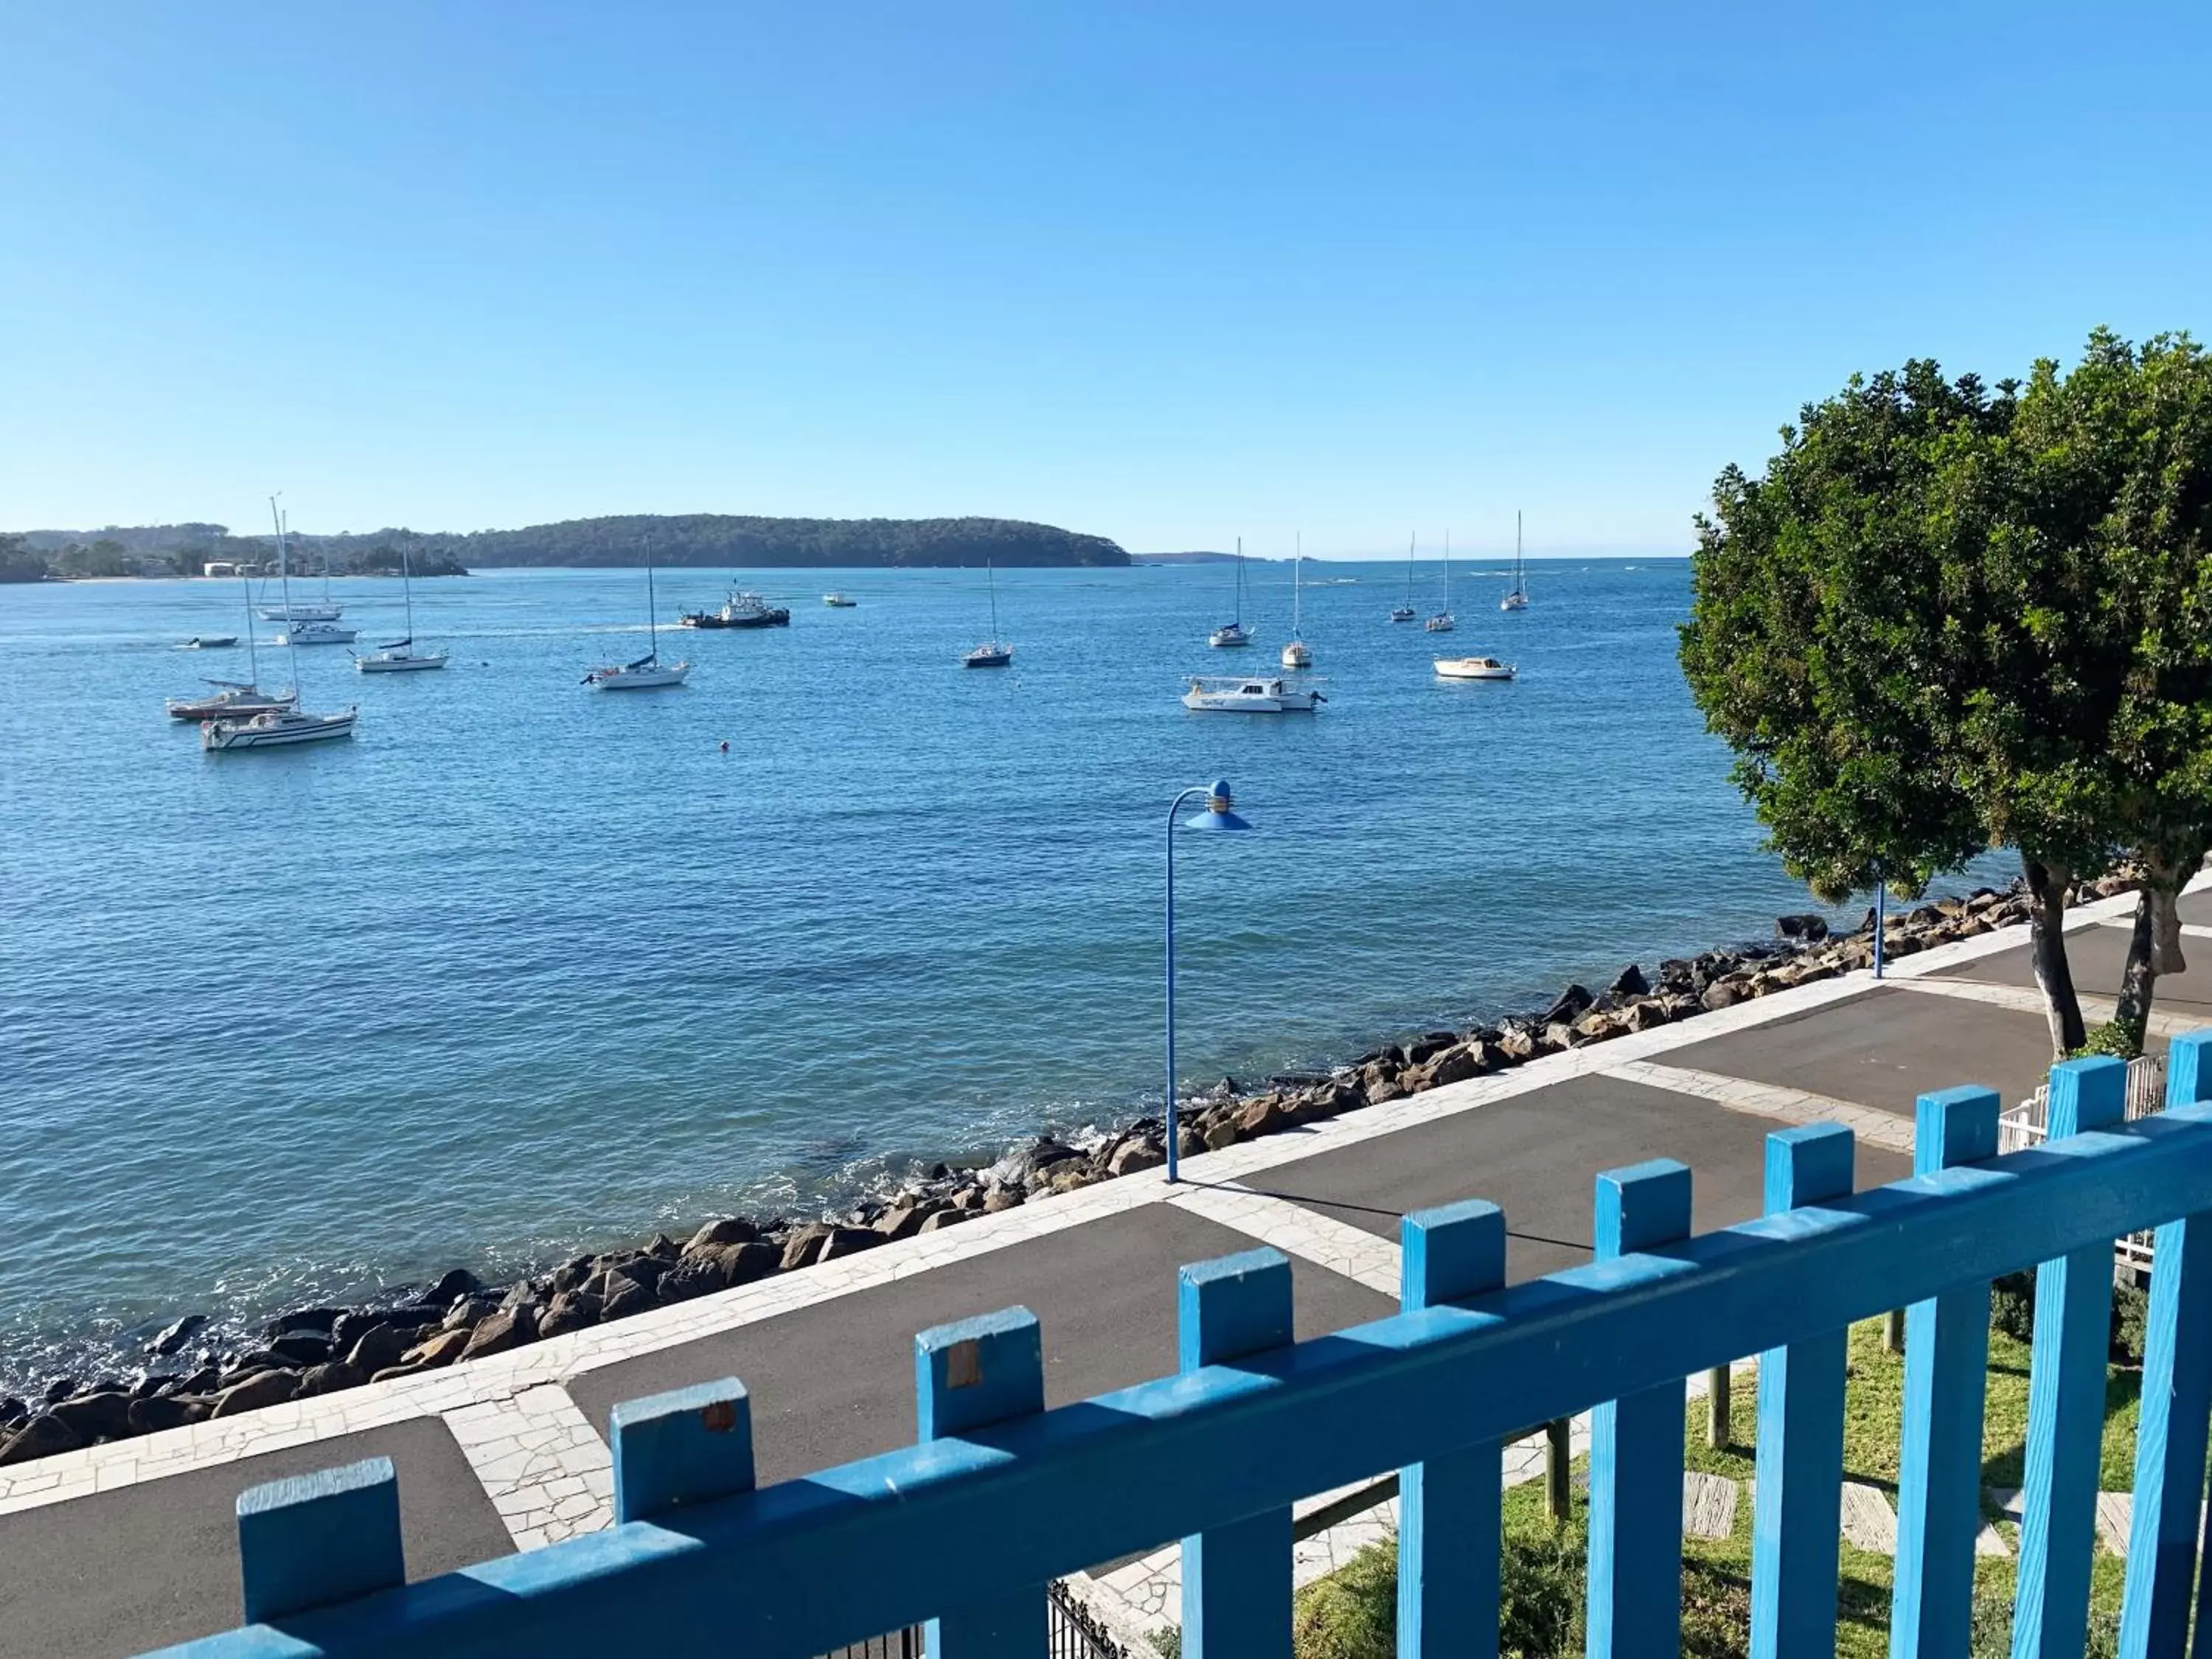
xmin=2114 ymin=861 xmax=2187 ymax=1051
xmin=2023 ymin=854 xmax=2087 ymax=1058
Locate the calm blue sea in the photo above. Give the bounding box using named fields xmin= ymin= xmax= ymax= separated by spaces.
xmin=0 ymin=560 xmax=1995 ymax=1390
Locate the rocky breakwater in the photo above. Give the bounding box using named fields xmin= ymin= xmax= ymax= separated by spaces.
xmin=0 ymin=876 xmax=2098 ymax=1472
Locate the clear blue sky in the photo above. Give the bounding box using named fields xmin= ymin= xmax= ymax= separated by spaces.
xmin=2 ymin=2 xmax=2205 ymax=557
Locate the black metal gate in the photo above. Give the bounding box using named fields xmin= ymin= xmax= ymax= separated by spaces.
xmin=820 ymin=1582 xmax=1124 ymax=1659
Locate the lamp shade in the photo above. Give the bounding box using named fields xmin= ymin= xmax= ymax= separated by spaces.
xmin=1183 ymin=779 xmax=1253 ymax=832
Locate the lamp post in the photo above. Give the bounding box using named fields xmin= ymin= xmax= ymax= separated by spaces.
xmin=1164 ymin=779 xmax=1253 ymax=1182
xmin=1874 ymin=861 xmax=1888 ymax=980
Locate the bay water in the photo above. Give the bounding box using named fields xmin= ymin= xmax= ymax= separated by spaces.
xmin=0 ymin=560 xmax=1986 ymax=1391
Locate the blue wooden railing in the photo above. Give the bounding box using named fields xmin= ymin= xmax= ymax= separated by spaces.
xmin=147 ymin=1036 xmax=2212 ymax=1659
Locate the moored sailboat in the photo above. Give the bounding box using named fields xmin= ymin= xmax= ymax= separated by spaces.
xmin=169 ymin=546 xmax=296 ymax=720
xmin=1389 ymin=532 xmax=1417 ymax=621
xmin=1425 ymin=532 xmax=1456 ymax=633
xmin=1280 ymin=534 xmax=1312 ymax=669
xmin=1500 ymin=512 xmax=1530 ymax=611
xmin=355 ymin=539 xmax=446 ymax=672
xmin=1209 ymin=539 xmax=1253 ymax=647
xmin=964 ymin=552 xmax=1012 ymax=667
xmin=586 ymin=540 xmax=691 ymax=689
xmin=204 ymin=498 xmax=355 ymax=750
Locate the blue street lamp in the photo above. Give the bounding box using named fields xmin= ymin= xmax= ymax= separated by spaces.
xmin=1164 ymin=779 xmax=1253 ymax=1182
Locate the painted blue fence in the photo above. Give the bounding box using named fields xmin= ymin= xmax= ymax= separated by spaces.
xmin=147 ymin=1036 xmax=2212 ymax=1659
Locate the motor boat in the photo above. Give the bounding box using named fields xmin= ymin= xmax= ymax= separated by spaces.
xmin=167 ymin=681 xmax=298 ymax=721
xmin=585 ymin=653 xmax=691 ymax=689
xmin=1433 ymin=655 xmax=1517 ymax=681
xmin=1182 ymin=675 xmax=1324 ymax=713
xmin=257 ymin=602 xmax=343 ymax=623
xmin=681 ymin=591 xmax=790 ymax=628
xmin=201 ymin=706 xmax=357 ymax=751
xmin=355 ymin=642 xmax=448 ymax=672
xmin=179 ymin=636 xmax=237 ymax=650
xmin=268 ymin=621 xmax=357 ymax=647
xmin=822 ymin=592 xmax=858 ymax=607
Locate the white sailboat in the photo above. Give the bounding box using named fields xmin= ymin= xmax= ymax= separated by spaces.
xmin=1208 ymin=540 xmax=1253 ymax=647
xmin=355 ymin=540 xmax=447 ymax=672
xmin=168 ymin=558 xmax=298 ymax=720
xmin=1281 ymin=534 xmax=1312 ymax=669
xmin=1389 ymin=533 xmax=1416 ymax=622
xmin=964 ymin=552 xmax=1012 ymax=667
xmin=1500 ymin=512 xmax=1529 ymax=611
xmin=585 ymin=540 xmax=691 ymax=689
xmin=1425 ymin=532 xmax=1456 ymax=633
xmin=204 ymin=499 xmax=355 ymax=750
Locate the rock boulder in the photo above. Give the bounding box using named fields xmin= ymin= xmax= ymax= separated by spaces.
xmin=212 ymin=1369 xmax=302 ymax=1418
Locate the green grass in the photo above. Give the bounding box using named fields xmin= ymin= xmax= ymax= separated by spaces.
xmin=1287 ymin=1315 xmax=2141 ymax=1659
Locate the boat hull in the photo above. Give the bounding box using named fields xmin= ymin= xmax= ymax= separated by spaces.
xmin=355 ymin=653 xmax=448 ymax=672
xmin=1434 ymin=658 xmax=1517 ymax=681
xmin=268 ymin=627 xmax=357 ymax=646
xmin=166 ymin=691 xmax=297 ymax=721
xmin=1388 ymin=608 xmax=1416 ymax=622
xmin=1280 ymin=644 xmax=1312 ymax=669
xmin=1208 ymin=630 xmax=1252 ymax=648
xmin=589 ymin=663 xmax=691 ymax=689
xmin=1500 ymin=594 xmax=1528 ymax=611
xmin=964 ymin=650 xmax=1012 ymax=668
xmin=202 ymin=709 xmax=358 ymax=750
xmin=258 ymin=605 xmax=343 ymax=623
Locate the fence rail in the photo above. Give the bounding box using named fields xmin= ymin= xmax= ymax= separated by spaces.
xmin=1999 ymin=1048 xmax=2167 ymax=1270
xmin=149 ymin=1038 xmax=2212 ymax=1659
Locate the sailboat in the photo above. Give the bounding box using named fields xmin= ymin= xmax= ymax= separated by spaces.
xmin=964 ymin=552 xmax=1012 ymax=667
xmin=1280 ymin=534 xmax=1312 ymax=669
xmin=1389 ymin=533 xmax=1416 ymax=622
xmin=204 ymin=499 xmax=356 ymax=748
xmin=355 ymin=540 xmax=447 ymax=672
xmin=167 ymin=557 xmax=299 ymax=720
xmin=1208 ymin=540 xmax=1253 ymax=647
xmin=1425 ymin=531 xmax=1456 ymax=632
xmin=585 ymin=540 xmax=691 ymax=688
xmin=1500 ymin=512 xmax=1530 ymax=611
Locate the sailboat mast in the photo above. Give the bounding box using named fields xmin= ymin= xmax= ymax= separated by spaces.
xmin=400 ymin=539 xmax=415 ymax=641
xmin=644 ymin=538 xmax=658 ymax=656
xmin=272 ymin=498 xmax=301 ymax=692
xmin=1406 ymin=532 xmax=1415 ymax=604
xmin=987 ymin=553 xmax=999 ymax=639
xmin=1443 ymin=530 xmax=1452 ymax=611
xmin=240 ymin=563 xmax=262 ymax=687
xmin=1293 ymin=532 xmax=1301 ymax=633
xmin=1516 ymin=511 xmax=1524 ymax=591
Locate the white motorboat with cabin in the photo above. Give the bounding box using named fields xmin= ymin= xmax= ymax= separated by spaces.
xmin=258 ymin=602 xmax=343 ymax=623
xmin=588 ymin=540 xmax=690 ymax=689
xmin=1500 ymin=511 xmax=1530 ymax=611
xmin=202 ymin=706 xmax=358 ymax=750
xmin=1280 ymin=535 xmax=1312 ymax=669
xmin=1182 ymin=675 xmax=1324 ymax=714
xmin=1209 ymin=540 xmax=1253 ymax=647
xmin=205 ymin=498 xmax=356 ymax=750
xmin=269 ymin=619 xmax=357 ymax=647
xmin=355 ymin=538 xmax=446 ymax=672
xmin=822 ymin=592 xmax=857 ymax=607
xmin=1425 ymin=532 xmax=1456 ymax=632
xmin=1433 ymin=655 xmax=1517 ymax=681
xmin=964 ymin=553 xmax=1012 ymax=667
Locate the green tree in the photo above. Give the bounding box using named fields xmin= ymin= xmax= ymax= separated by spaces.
xmin=1680 ymin=330 xmax=2212 ymax=1059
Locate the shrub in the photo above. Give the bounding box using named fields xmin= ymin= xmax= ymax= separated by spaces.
xmin=1290 ymin=1541 xmax=1395 ymax=1659
xmin=2112 ymin=1279 xmax=2151 ymax=1364
xmin=2073 ymin=1018 xmax=2146 ymax=1060
xmin=1990 ymin=1269 xmax=2038 ymax=1343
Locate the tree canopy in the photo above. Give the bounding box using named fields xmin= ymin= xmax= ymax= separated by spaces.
xmin=1680 ymin=329 xmax=2212 ymax=1057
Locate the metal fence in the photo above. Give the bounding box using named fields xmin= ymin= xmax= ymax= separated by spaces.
xmin=826 ymin=1585 xmax=1121 ymax=1659
xmin=1999 ymin=1048 xmax=2166 ymax=1270
xmin=145 ymin=1037 xmax=2212 ymax=1659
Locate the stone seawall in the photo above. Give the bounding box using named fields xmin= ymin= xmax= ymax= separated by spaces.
xmin=0 ymin=874 xmax=2106 ymax=1470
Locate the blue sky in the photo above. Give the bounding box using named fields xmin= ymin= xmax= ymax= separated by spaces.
xmin=2 ymin=2 xmax=2205 ymax=557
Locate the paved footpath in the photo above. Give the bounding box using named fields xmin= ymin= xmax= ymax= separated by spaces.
xmin=5 ymin=878 xmax=2206 ymax=1657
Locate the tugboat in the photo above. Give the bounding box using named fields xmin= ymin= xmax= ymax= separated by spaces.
xmin=680 ymin=590 xmax=791 ymax=629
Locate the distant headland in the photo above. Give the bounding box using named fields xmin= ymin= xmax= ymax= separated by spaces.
xmin=0 ymin=514 xmax=1129 ymax=581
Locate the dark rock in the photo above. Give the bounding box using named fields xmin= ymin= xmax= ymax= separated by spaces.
xmin=984 ymin=1184 xmax=1026 ymax=1214
xmin=128 ymin=1394 xmax=209 ymax=1434
xmin=1107 ymin=1135 xmax=1166 ymax=1177
xmin=1701 ymin=981 xmax=1742 ymax=1012
xmin=425 ymin=1267 xmax=484 ymax=1307
xmin=1022 ymin=1137 xmax=1083 ymax=1176
xmin=655 ymin=1257 xmax=723 ymax=1304
xmin=608 ymin=1255 xmax=667 ymax=1293
xmin=42 ymin=1377 xmax=77 ymax=1405
xmin=0 ymin=1413 xmax=85 ymax=1465
xmin=345 ymin=1324 xmax=415 ymax=1374
xmin=549 ymin=1256 xmax=599 ymax=1296
xmin=1775 ymin=912 xmax=1831 ymax=941
xmin=439 ymin=1295 xmax=498 ymax=1333
xmin=132 ymin=1371 xmax=175 ymax=1399
xmin=332 ymin=1305 xmax=441 ymax=1352
xmin=147 ymin=1313 xmax=208 ymax=1357
xmin=212 ymin=1368 xmax=302 ymax=1417
xmin=918 ymin=1208 xmax=969 ymax=1234
xmin=1405 ymin=1032 xmax=1458 ymax=1066
xmin=0 ymin=1396 xmax=25 ymax=1427
xmin=264 ymin=1307 xmax=342 ymax=1340
xmin=1424 ymin=1044 xmax=1486 ymax=1088
xmin=49 ymin=1390 xmax=131 ymax=1442
xmin=1537 ymin=984 xmax=1595 ymax=1026
xmin=172 ymin=1364 xmax=222 ymax=1397
xmin=459 ymin=1308 xmax=537 ymax=1361
xmin=1608 ymin=964 xmax=1650 ymax=999
xmin=298 ymin=1360 xmax=366 ymax=1397
xmin=400 ymin=1328 xmax=472 ymax=1368
xmin=269 ymin=1332 xmax=333 ymax=1367
xmin=819 ymin=1225 xmax=884 ymax=1262
xmin=539 ymin=1290 xmax=603 ymax=1339
xmin=926 ymin=1162 xmax=953 ymax=1181
xmin=220 ymin=1350 xmax=283 ymax=1379
xmin=686 ymin=1217 xmax=760 ymax=1253
xmin=645 ymin=1233 xmax=681 ymax=1260
xmin=780 ymin=1223 xmax=834 ymax=1271
xmin=874 ymin=1200 xmax=946 ymax=1240
xmin=602 ymin=1279 xmax=658 ymax=1322
xmin=1495 ymin=1026 xmax=1537 ymax=1062
xmin=1237 ymin=1097 xmax=1293 ymax=1136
